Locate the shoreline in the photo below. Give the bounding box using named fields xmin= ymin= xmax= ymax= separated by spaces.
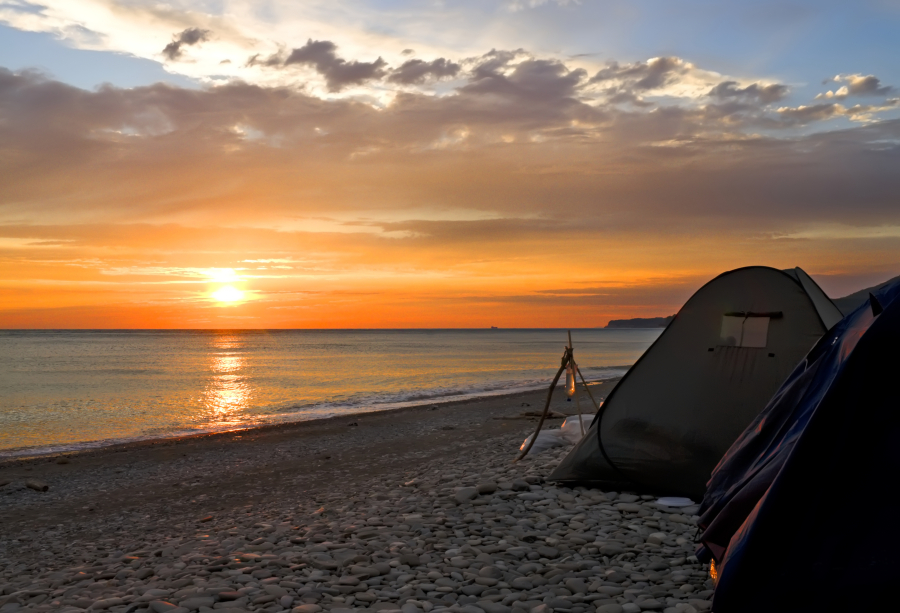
xmin=0 ymin=376 xmax=716 ymax=613
xmin=0 ymin=378 xmax=617 ymax=465
xmin=0 ymin=382 xmax=620 ymax=528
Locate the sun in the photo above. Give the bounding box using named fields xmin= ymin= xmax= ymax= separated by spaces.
xmin=212 ymin=286 xmax=245 ymax=303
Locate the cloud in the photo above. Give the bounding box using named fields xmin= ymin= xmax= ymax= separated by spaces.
xmin=2 ymin=55 xmax=900 ymax=263
xmin=776 ymin=99 xmax=899 ymax=125
xmin=506 ymin=0 xmax=582 ymax=11
xmin=708 ymin=80 xmax=788 ymax=103
xmin=161 ymin=27 xmax=211 ymax=61
xmin=591 ymin=56 xmax=690 ymax=91
xmin=283 ymin=39 xmax=387 ymax=92
xmin=3 ymin=62 xmax=900 ymax=327
xmin=461 ymin=53 xmax=587 ymax=106
xmin=388 ymin=58 xmax=461 ymax=85
xmin=817 ymin=74 xmax=894 ymax=100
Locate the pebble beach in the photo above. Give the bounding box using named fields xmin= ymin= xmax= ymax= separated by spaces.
xmin=0 ymin=384 xmax=713 ymax=613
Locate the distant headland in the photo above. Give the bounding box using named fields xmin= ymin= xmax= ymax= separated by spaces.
xmin=605 ymin=315 xmax=675 ymax=329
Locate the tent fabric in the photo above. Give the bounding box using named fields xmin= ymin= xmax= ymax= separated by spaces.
xmin=696 ymin=278 xmax=900 ymax=613
xmin=549 ymin=266 xmax=840 ymax=499
xmin=699 ymin=280 xmax=900 ymax=613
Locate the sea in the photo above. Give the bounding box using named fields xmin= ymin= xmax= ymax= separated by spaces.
xmin=0 ymin=329 xmax=661 ymax=457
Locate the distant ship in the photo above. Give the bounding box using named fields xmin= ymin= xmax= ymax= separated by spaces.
xmin=490 ymin=326 xmax=499 ymax=329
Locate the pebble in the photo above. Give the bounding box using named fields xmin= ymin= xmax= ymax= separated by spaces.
xmin=24 ymin=480 xmax=48 ymax=492
xmin=0 ymin=429 xmax=711 ymax=613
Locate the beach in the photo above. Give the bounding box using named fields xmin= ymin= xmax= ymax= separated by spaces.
xmin=0 ymin=382 xmax=713 ymax=613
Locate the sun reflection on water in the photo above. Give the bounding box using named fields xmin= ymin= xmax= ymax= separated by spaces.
xmin=203 ymin=335 xmax=253 ymax=425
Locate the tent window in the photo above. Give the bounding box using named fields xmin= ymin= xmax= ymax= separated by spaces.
xmin=719 ymin=315 xmax=770 ymax=348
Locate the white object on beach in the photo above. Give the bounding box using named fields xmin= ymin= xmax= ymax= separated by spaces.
xmin=656 ymin=496 xmax=695 ymax=507
xmin=559 ymin=415 xmax=591 ymax=444
xmin=519 ymin=430 xmax=568 ymax=456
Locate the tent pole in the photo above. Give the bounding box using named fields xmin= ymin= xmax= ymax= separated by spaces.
xmin=577 ymin=368 xmax=601 ymax=413
xmin=568 ymin=331 xmax=585 ymax=435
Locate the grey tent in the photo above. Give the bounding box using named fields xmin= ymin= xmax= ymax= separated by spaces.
xmin=549 ymin=266 xmax=843 ymax=499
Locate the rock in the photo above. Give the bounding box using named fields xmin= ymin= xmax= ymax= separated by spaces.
xmin=149 ymin=602 xmax=186 ymax=613
xmin=621 ymin=605 xmax=641 ymax=613
xmin=25 ymin=479 xmax=48 ymax=492
xmin=399 ymin=553 xmax=421 ymax=566
xmin=564 ymin=579 xmax=588 ymax=594
xmin=511 ymin=480 xmax=530 ymax=491
xmin=636 ymin=600 xmax=664 ymax=611
xmin=535 ymin=546 xmax=558 ymax=559
xmin=615 ymin=503 xmax=641 ymax=513
xmin=455 ymin=488 xmax=479 ymax=503
xmin=529 ymin=605 xmax=551 ymax=613
xmin=479 ymin=566 xmax=502 ymax=579
xmin=618 ymin=494 xmax=640 ymax=503
xmin=510 ymin=578 xmax=533 ymax=590
xmin=91 ymin=597 xmax=125 ymax=609
xmin=292 ymin=605 xmax=322 ymax=613
xmin=596 ymin=587 xmax=623 ymax=596
xmin=264 ymin=585 xmax=289 ymax=598
xmin=596 ymin=606 xmax=624 ymax=613
xmin=476 ymin=482 xmax=498 ymax=495
xmin=140 ymin=590 xmax=172 ymax=602
xmin=646 ymin=533 xmax=667 ymax=545
xmin=401 ymin=604 xmax=422 ymax=613
xmin=179 ymin=596 xmax=215 ymax=609
xmin=600 ymin=544 xmax=625 ymax=557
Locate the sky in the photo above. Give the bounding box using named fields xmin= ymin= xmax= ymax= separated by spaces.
xmin=1 ymin=0 xmax=900 ymax=328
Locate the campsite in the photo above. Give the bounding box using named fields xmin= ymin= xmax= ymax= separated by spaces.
xmin=5 ymin=1 xmax=900 ymax=611
xmin=2 ymin=269 xmax=898 ymax=613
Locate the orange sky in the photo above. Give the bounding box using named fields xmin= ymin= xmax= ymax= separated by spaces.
xmin=2 ymin=64 xmax=900 ymax=328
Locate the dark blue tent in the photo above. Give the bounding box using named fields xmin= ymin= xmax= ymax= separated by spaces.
xmin=696 ymin=277 xmax=900 ymax=612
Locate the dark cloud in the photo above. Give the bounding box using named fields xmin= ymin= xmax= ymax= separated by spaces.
xmin=2 ymin=58 xmax=900 ymax=238
xmin=161 ymin=27 xmax=210 ymax=61
xmin=388 ymin=58 xmax=461 ymax=85
xmin=839 ymin=74 xmax=892 ymax=97
xmin=818 ymin=74 xmax=894 ymax=100
xmin=708 ymin=80 xmax=788 ymax=103
xmin=591 ymin=57 xmax=688 ymax=91
xmin=462 ymin=55 xmax=587 ymax=105
xmin=284 ymin=39 xmax=387 ymax=91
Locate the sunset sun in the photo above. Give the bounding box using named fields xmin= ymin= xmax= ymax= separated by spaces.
xmin=211 ymin=286 xmax=244 ymax=303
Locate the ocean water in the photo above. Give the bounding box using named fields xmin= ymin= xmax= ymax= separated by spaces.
xmin=0 ymin=329 xmax=661 ymax=456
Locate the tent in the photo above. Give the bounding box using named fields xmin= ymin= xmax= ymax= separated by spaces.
xmin=696 ymin=277 xmax=900 ymax=612
xmin=548 ymin=266 xmax=843 ymax=499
